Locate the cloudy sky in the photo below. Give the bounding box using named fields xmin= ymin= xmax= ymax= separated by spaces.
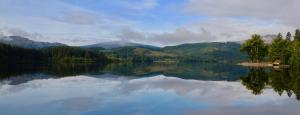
xmin=0 ymin=0 xmax=299 ymax=46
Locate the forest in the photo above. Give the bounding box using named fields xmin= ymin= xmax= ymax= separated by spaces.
xmin=240 ymin=29 xmax=300 ymax=68
xmin=0 ymin=43 xmax=110 ymax=64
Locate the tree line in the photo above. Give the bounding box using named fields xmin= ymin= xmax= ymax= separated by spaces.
xmin=0 ymin=43 xmax=110 ymax=64
xmin=240 ymin=29 xmax=300 ymax=67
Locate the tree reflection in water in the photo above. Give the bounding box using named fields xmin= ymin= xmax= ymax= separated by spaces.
xmin=1 ymin=62 xmax=300 ymax=101
xmin=241 ymin=67 xmax=300 ymax=100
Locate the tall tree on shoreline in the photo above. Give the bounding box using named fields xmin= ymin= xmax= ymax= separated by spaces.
xmin=295 ymin=29 xmax=300 ymax=41
xmin=289 ymin=39 xmax=300 ymax=67
xmin=240 ymin=34 xmax=268 ymax=62
xmin=269 ymin=33 xmax=291 ymax=64
xmin=286 ymin=32 xmax=292 ymax=41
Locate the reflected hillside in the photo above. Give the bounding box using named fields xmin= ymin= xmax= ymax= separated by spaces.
xmin=0 ymin=62 xmax=248 ymax=85
xmin=0 ymin=63 xmax=106 ymax=78
xmin=1 ymin=62 xmax=300 ymax=101
xmin=103 ymin=63 xmax=248 ymax=81
xmin=0 ymin=63 xmax=249 ymax=80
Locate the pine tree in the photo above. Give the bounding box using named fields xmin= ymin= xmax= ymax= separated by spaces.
xmin=277 ymin=33 xmax=283 ymax=40
xmin=269 ymin=33 xmax=291 ymax=64
xmin=286 ymin=32 xmax=292 ymax=41
xmin=294 ymin=29 xmax=300 ymax=41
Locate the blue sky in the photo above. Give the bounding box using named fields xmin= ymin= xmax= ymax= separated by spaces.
xmin=0 ymin=0 xmax=298 ymax=46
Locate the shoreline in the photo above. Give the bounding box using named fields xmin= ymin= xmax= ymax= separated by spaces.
xmin=238 ymin=62 xmax=290 ymax=68
xmin=238 ymin=62 xmax=273 ymax=67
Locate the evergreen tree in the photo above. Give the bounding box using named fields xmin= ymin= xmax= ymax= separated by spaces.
xmin=269 ymin=33 xmax=291 ymax=64
xmin=289 ymin=39 xmax=300 ymax=66
xmin=286 ymin=32 xmax=292 ymax=41
xmin=277 ymin=33 xmax=283 ymax=40
xmin=294 ymin=29 xmax=300 ymax=41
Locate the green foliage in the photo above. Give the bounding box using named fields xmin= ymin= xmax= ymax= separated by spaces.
xmin=0 ymin=43 xmax=45 ymax=63
xmin=105 ymin=42 xmax=247 ymax=63
xmin=42 ymin=46 xmax=109 ymax=63
xmin=240 ymin=34 xmax=268 ymax=62
xmin=105 ymin=47 xmax=160 ymax=63
xmin=289 ymin=40 xmax=300 ymax=67
xmin=0 ymin=43 xmax=110 ymax=64
xmin=286 ymin=32 xmax=292 ymax=41
xmin=242 ymin=29 xmax=300 ymax=67
xmin=163 ymin=42 xmax=246 ymax=62
xmin=295 ymin=29 xmax=300 ymax=41
xmin=269 ymin=33 xmax=291 ymax=64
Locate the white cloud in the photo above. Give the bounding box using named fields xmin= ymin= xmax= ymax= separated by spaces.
xmin=187 ymin=18 xmax=295 ymax=42
xmin=118 ymin=18 xmax=295 ymax=46
xmin=184 ymin=0 xmax=300 ymax=26
xmin=0 ymin=0 xmax=298 ymax=46
xmin=0 ymin=27 xmax=45 ymax=41
xmin=0 ymin=0 xmax=139 ymax=46
xmin=118 ymin=27 xmax=215 ymax=46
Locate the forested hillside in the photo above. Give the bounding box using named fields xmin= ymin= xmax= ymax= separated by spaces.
xmin=162 ymin=42 xmax=246 ymax=62
xmin=0 ymin=43 xmax=110 ymax=64
xmin=103 ymin=42 xmax=247 ymax=63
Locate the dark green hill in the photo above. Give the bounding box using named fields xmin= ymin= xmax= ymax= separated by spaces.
xmin=163 ymin=42 xmax=247 ymax=62
xmin=105 ymin=42 xmax=247 ymax=63
xmin=0 ymin=43 xmax=110 ymax=64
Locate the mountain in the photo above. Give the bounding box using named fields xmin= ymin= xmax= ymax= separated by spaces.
xmin=83 ymin=41 xmax=160 ymax=50
xmin=106 ymin=42 xmax=247 ymax=62
xmin=0 ymin=36 xmax=247 ymax=62
xmin=162 ymin=42 xmax=247 ymax=62
xmin=0 ymin=36 xmax=66 ymax=48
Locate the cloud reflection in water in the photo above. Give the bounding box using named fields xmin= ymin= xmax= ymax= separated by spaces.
xmin=0 ymin=74 xmax=299 ymax=115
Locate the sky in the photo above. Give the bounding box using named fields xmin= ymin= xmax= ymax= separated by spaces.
xmin=0 ymin=0 xmax=299 ymax=46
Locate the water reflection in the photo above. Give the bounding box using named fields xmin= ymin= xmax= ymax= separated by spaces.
xmin=0 ymin=75 xmax=299 ymax=115
xmin=0 ymin=63 xmax=300 ymax=114
xmin=0 ymin=63 xmax=247 ymax=84
xmin=241 ymin=67 xmax=300 ymax=100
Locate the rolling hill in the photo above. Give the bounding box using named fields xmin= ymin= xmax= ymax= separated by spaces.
xmin=103 ymin=42 xmax=247 ymax=62
xmin=162 ymin=42 xmax=247 ymax=62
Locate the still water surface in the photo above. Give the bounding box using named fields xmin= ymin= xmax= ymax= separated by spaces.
xmin=0 ymin=63 xmax=299 ymax=115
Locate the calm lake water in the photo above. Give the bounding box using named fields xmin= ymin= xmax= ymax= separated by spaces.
xmin=0 ymin=63 xmax=299 ymax=115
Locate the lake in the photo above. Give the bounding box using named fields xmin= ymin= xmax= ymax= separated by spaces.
xmin=0 ymin=63 xmax=299 ymax=115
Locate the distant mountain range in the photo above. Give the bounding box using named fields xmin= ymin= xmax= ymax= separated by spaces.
xmin=162 ymin=42 xmax=246 ymax=61
xmin=0 ymin=35 xmax=247 ymax=62
xmin=83 ymin=41 xmax=160 ymax=50
xmin=0 ymin=34 xmax=279 ymax=50
xmin=100 ymin=42 xmax=247 ymax=62
xmin=0 ymin=36 xmax=66 ymax=48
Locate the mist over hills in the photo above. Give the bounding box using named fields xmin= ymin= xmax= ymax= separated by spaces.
xmin=83 ymin=41 xmax=161 ymax=50
xmin=0 ymin=36 xmax=65 ymax=48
